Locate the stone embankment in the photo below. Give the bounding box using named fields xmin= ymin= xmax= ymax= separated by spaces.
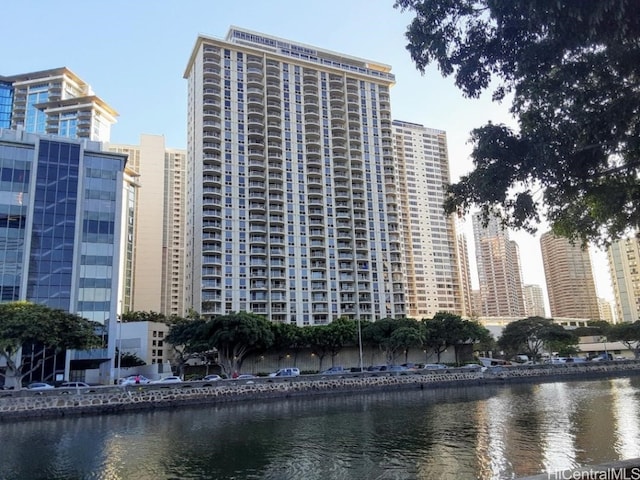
xmin=2 ymin=360 xmax=640 ymax=421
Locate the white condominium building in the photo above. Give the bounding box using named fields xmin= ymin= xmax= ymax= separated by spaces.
xmin=608 ymin=236 xmax=640 ymax=323
xmin=392 ymin=120 xmax=464 ymax=318
xmin=184 ymin=27 xmax=405 ymax=325
xmin=523 ymin=284 xmax=547 ymax=318
xmin=108 ymin=135 xmax=187 ymax=317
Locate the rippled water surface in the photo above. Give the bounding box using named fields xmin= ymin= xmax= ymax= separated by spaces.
xmin=1 ymin=377 xmax=640 ymax=479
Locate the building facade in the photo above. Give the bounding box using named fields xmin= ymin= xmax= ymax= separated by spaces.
xmin=0 ymin=68 xmax=117 ymax=142
xmin=184 ymin=27 xmax=404 ymax=325
xmin=456 ymin=231 xmax=474 ymax=317
xmin=608 ymin=236 xmax=640 ymax=323
xmin=0 ymin=128 xmax=126 ymax=383
xmin=392 ymin=120 xmax=464 ymax=319
xmin=540 ymin=231 xmax=599 ymax=319
xmin=108 ymin=135 xmax=187 ymax=316
xmin=523 ymin=284 xmax=547 ymax=318
xmin=472 ymin=213 xmax=525 ymax=317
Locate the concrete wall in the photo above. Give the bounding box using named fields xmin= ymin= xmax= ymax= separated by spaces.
xmin=2 ymin=360 xmax=639 ymax=421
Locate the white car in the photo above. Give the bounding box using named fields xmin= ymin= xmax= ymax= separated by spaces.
xmin=152 ymin=376 xmax=182 ymax=384
xmin=119 ymin=375 xmax=151 ymax=386
xmin=27 ymin=382 xmax=55 ymax=390
xmin=268 ymin=367 xmax=300 ymax=377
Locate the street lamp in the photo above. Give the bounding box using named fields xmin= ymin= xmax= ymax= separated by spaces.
xmin=117 ymin=319 xmax=123 ymax=383
xmin=357 ymin=317 xmax=364 ymax=372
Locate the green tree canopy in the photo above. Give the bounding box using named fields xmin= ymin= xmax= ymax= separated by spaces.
xmin=166 ymin=316 xmax=209 ymax=377
xmin=422 ymin=312 xmax=465 ymax=363
xmin=203 ymin=312 xmax=274 ymax=376
xmin=395 ymin=0 xmax=640 ymax=245
xmin=607 ymin=321 xmax=640 ymax=359
xmin=362 ymin=317 xmax=420 ymax=364
xmin=498 ymin=317 xmax=575 ymax=360
xmin=0 ymin=301 xmax=101 ymax=388
xmin=120 ymin=310 xmax=171 ymax=323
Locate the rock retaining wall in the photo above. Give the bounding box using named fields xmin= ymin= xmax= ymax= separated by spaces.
xmin=2 ymin=360 xmax=640 ymax=421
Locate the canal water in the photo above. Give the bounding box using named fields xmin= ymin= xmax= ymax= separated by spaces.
xmin=1 ymin=377 xmax=639 ymax=480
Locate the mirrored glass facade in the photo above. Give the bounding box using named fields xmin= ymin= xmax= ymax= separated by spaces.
xmin=0 ymin=81 xmax=12 ymax=128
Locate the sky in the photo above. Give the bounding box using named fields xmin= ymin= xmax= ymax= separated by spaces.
xmin=0 ymin=0 xmax=613 ymax=310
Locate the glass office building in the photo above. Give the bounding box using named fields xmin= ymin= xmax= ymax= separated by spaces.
xmin=0 ymin=128 xmax=126 ymax=384
xmin=0 ymin=79 xmax=12 ymax=128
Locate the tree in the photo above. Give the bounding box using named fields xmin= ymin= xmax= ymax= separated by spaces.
xmin=395 ymin=0 xmax=640 ymax=246
xmin=115 ymin=351 xmax=145 ymax=368
xmin=120 ymin=310 xmax=171 ymax=323
xmin=498 ymin=317 xmax=575 ymax=361
xmin=389 ymin=325 xmax=424 ymax=364
xmin=422 ymin=312 xmax=469 ymax=363
xmin=305 ymin=319 xmax=356 ymax=371
xmin=0 ymin=301 xmax=101 ymax=388
xmin=204 ymin=312 xmax=274 ymax=376
xmin=362 ymin=317 xmax=418 ymax=364
xmin=166 ymin=316 xmax=209 ymax=378
xmin=270 ymin=322 xmax=306 ymax=367
xmin=608 ymin=321 xmax=640 ymax=359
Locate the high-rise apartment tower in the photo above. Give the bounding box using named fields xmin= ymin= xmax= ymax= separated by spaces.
xmin=184 ymin=27 xmax=404 ymax=324
xmin=540 ymin=231 xmax=599 ymax=319
xmin=472 ymin=213 xmax=525 ymax=317
xmin=392 ymin=120 xmax=464 ymax=318
xmin=523 ymin=284 xmax=547 ymax=317
xmin=608 ymin=236 xmax=640 ymax=323
xmin=0 ymin=68 xmax=117 ymax=141
xmin=108 ymin=135 xmax=187 ymax=316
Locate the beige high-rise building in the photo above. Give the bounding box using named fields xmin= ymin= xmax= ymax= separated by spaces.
xmin=392 ymin=120 xmax=464 ymax=318
xmin=457 ymin=232 xmax=474 ymax=317
xmin=540 ymin=231 xmax=599 ymax=319
xmin=597 ymin=297 xmax=615 ymax=323
xmin=184 ymin=27 xmax=404 ymax=324
xmin=472 ymin=214 xmax=525 ymax=317
xmin=608 ymin=236 xmax=640 ymax=323
xmin=108 ymin=135 xmax=187 ymax=316
xmin=523 ymin=284 xmax=546 ymax=317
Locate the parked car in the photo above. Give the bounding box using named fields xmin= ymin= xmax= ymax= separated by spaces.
xmin=367 ymin=365 xmax=388 ymax=372
xmin=321 ymin=366 xmax=345 ymax=375
xmin=388 ymin=365 xmax=409 ymax=372
xmin=119 ymin=375 xmax=151 ymax=386
xmin=27 ymin=382 xmax=55 ymax=390
xmin=269 ymin=367 xmax=300 ymax=377
xmin=236 ymin=374 xmax=257 ymax=379
xmin=423 ymin=364 xmax=447 ymax=370
xmin=203 ymin=374 xmax=222 ymax=381
xmin=152 ymin=376 xmax=182 ymax=384
xmin=58 ymin=382 xmax=91 ymax=388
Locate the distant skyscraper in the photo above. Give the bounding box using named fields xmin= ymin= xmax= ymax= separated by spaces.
xmin=0 ymin=128 xmax=126 ymax=383
xmin=597 ymin=297 xmax=615 ymax=323
xmin=392 ymin=120 xmax=463 ymax=318
xmin=472 ymin=213 xmax=524 ymax=317
xmin=1 ymin=68 xmax=117 ymax=142
xmin=540 ymin=231 xmax=599 ymax=319
xmin=184 ymin=27 xmax=404 ymax=324
xmin=108 ymin=135 xmax=187 ymax=316
xmin=607 ymin=236 xmax=640 ymax=323
xmin=523 ymin=284 xmax=546 ymax=317
xmin=457 ymin=231 xmax=474 ymax=317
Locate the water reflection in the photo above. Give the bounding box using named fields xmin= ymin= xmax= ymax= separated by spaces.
xmin=0 ymin=378 xmax=639 ymax=479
